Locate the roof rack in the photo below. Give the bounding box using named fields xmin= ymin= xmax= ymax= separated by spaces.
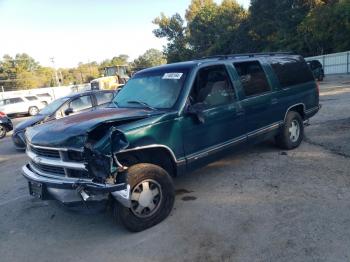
xmin=198 ymin=52 xmax=294 ymax=61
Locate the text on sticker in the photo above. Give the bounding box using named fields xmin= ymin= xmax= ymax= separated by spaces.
xmin=162 ymin=73 xmax=183 ymax=80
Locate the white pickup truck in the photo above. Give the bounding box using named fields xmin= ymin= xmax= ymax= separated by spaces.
xmin=0 ymin=96 xmax=46 ymax=116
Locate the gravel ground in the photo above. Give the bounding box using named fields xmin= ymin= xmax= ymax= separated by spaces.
xmin=1 ymin=79 xmax=350 ymax=262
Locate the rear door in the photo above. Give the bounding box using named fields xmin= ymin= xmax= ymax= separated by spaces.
xmin=232 ymin=60 xmax=281 ymax=137
xmin=8 ymin=97 xmax=26 ymax=114
xmin=181 ymin=64 xmax=246 ymax=163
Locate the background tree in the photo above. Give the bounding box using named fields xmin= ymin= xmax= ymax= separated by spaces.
xmin=154 ymin=0 xmax=350 ymax=61
xmin=133 ymin=49 xmax=167 ymax=68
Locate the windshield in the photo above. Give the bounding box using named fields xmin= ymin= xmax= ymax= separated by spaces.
xmin=114 ymin=69 xmax=189 ymax=109
xmin=39 ymin=97 xmax=69 ymax=115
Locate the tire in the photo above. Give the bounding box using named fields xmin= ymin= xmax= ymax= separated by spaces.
xmin=0 ymin=124 xmax=6 ymax=139
xmin=275 ymin=111 xmax=304 ymax=150
xmin=115 ymin=163 xmax=175 ymax=232
xmin=28 ymin=106 xmax=39 ymax=116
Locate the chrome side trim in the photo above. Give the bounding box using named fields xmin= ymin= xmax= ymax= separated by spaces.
xmin=247 ymin=122 xmax=282 ymax=138
xmin=27 ymin=150 xmax=86 ymax=170
xmin=119 ymin=144 xmax=186 ymax=164
xmin=187 ymin=135 xmax=246 ymax=161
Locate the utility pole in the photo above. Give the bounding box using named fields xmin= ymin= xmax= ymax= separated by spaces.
xmin=50 ymin=57 xmax=60 ymax=87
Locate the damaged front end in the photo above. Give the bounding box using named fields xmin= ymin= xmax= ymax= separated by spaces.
xmin=83 ymin=126 xmax=131 ymax=207
xmin=22 ymin=125 xmax=133 ymax=208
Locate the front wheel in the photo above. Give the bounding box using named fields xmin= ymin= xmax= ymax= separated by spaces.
xmin=115 ymin=163 xmax=175 ymax=232
xmin=28 ymin=106 xmax=39 ymax=116
xmin=275 ymin=111 xmax=304 ymax=150
xmin=0 ymin=124 xmax=6 ymax=139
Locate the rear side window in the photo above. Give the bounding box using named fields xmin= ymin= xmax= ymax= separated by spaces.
xmin=95 ymin=92 xmax=114 ymax=105
xmin=25 ymin=96 xmax=38 ymax=101
xmin=233 ymin=61 xmax=271 ymax=97
xmin=9 ymin=97 xmax=24 ymax=104
xmin=270 ymin=57 xmax=314 ymax=88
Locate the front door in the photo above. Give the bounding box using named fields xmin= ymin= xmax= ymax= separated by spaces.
xmin=181 ymin=64 xmax=246 ymax=164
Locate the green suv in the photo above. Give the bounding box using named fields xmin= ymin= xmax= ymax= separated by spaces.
xmin=22 ymin=53 xmax=320 ymax=232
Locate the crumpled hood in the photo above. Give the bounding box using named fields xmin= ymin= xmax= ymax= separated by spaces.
xmin=14 ymin=114 xmax=46 ymax=132
xmin=26 ymin=107 xmax=158 ymax=148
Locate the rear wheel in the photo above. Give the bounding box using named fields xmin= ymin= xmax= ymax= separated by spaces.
xmin=115 ymin=163 xmax=175 ymax=232
xmin=0 ymin=124 xmax=6 ymax=139
xmin=28 ymin=106 xmax=39 ymax=116
xmin=276 ymin=111 xmax=304 ymax=150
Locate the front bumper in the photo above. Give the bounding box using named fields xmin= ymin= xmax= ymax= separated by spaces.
xmin=22 ymin=164 xmax=130 ymax=206
xmin=12 ymin=131 xmax=26 ymax=149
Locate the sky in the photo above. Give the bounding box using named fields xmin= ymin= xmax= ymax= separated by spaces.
xmin=0 ymin=0 xmax=251 ymax=68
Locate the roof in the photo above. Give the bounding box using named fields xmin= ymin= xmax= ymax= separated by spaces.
xmin=136 ymin=52 xmax=296 ymax=75
xmin=64 ymin=89 xmax=114 ymax=99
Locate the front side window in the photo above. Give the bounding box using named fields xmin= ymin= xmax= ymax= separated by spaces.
xmin=69 ymin=96 xmax=92 ymax=112
xmin=114 ymin=69 xmax=188 ymax=109
xmin=40 ymin=97 xmax=69 ymax=115
xmin=234 ymin=61 xmax=271 ymax=97
xmin=189 ymin=65 xmax=235 ymax=108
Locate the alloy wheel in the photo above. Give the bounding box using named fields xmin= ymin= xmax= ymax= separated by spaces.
xmin=130 ymin=179 xmax=163 ymax=218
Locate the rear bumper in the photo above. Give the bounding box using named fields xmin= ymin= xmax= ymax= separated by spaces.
xmin=22 ymin=164 xmax=130 ymax=206
xmin=305 ymin=104 xmax=321 ymax=119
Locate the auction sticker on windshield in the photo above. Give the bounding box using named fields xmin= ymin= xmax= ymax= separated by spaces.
xmin=162 ymin=73 xmax=183 ymax=79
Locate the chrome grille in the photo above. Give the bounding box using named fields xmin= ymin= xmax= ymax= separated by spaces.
xmin=30 ymin=161 xmax=65 ymax=176
xmin=29 ymin=145 xmax=60 ymax=159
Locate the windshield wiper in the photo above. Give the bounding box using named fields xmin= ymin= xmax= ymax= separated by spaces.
xmin=126 ymin=100 xmax=157 ymax=111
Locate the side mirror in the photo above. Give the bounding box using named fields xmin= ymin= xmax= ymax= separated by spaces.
xmin=64 ymin=108 xmax=74 ymax=116
xmin=186 ymin=103 xmax=206 ymax=124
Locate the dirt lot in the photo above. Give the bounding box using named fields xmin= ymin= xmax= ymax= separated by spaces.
xmin=1 ymin=77 xmax=350 ymax=262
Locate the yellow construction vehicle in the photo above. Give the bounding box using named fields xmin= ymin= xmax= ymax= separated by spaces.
xmin=90 ymin=65 xmax=129 ymax=90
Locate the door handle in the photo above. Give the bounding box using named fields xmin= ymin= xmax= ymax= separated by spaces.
xmin=237 ymin=110 xmax=245 ymax=116
xmin=271 ymin=98 xmax=278 ymax=105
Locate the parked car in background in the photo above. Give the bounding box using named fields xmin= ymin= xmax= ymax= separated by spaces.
xmin=307 ymin=60 xmax=325 ymax=81
xmin=0 ymin=112 xmax=13 ymax=139
xmin=36 ymin=93 xmax=53 ymax=105
xmin=21 ymin=53 xmax=320 ymax=232
xmin=0 ymin=96 xmax=46 ymax=117
xmin=12 ymin=90 xmax=115 ymax=149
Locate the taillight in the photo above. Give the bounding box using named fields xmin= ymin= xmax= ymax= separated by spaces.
xmin=316 ymin=81 xmax=320 ymax=95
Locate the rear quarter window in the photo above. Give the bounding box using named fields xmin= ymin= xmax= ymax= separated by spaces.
xmin=270 ymin=56 xmax=314 ymax=88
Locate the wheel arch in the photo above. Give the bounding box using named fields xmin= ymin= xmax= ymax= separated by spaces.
xmin=116 ymin=145 xmax=179 ymax=177
xmin=284 ymin=103 xmax=306 ymax=122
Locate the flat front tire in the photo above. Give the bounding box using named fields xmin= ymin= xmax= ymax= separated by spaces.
xmin=115 ymin=163 xmax=175 ymax=232
xmin=276 ymin=111 xmax=304 ymax=150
